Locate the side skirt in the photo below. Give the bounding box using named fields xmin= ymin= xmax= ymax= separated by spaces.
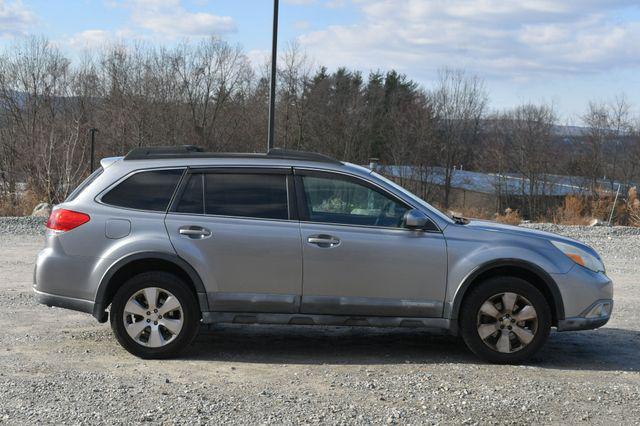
xmin=202 ymin=312 xmax=456 ymax=335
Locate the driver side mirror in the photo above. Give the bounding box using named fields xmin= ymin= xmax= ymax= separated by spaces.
xmin=403 ymin=209 xmax=429 ymax=230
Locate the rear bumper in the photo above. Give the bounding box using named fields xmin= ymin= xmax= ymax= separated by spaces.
xmin=34 ymin=241 xmax=106 ymax=320
xmin=34 ymin=289 xmax=95 ymax=315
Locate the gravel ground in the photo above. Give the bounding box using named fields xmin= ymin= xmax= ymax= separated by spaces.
xmin=1 ymin=217 xmax=639 ymax=425
xmin=0 ymin=216 xmax=46 ymax=235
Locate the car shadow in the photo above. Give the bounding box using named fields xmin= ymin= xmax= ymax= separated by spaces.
xmin=184 ymin=324 xmax=640 ymax=372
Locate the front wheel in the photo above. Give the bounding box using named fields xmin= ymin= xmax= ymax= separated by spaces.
xmin=110 ymin=271 xmax=200 ymax=359
xmin=460 ymin=276 xmax=551 ymax=364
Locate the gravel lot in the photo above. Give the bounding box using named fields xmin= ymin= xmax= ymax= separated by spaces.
xmin=1 ymin=217 xmax=639 ymax=425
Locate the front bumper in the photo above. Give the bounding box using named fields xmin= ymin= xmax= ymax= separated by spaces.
xmin=556 ymin=299 xmax=613 ymax=331
xmin=552 ymin=265 xmax=613 ymax=328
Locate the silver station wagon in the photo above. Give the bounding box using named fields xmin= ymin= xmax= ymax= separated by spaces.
xmin=34 ymin=146 xmax=613 ymax=363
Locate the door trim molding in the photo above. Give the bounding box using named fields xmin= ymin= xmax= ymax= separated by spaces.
xmin=301 ymin=295 xmax=443 ymax=318
xmin=208 ymin=292 xmax=300 ymax=314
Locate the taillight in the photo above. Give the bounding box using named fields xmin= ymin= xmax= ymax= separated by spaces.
xmin=46 ymin=209 xmax=90 ymax=232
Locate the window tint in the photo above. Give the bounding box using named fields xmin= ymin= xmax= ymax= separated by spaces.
xmin=205 ymin=173 xmax=288 ymax=220
xmin=301 ymin=175 xmax=409 ymax=227
xmin=102 ymin=169 xmax=183 ymax=212
xmin=65 ymin=167 xmax=104 ymax=202
xmin=176 ymin=174 xmax=204 ymax=214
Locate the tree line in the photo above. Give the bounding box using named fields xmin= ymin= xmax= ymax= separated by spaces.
xmin=1 ymin=36 xmax=639 ymax=219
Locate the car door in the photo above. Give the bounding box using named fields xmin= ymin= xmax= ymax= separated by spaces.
xmin=164 ymin=167 xmax=303 ymax=314
xmin=296 ymin=169 xmax=447 ymax=318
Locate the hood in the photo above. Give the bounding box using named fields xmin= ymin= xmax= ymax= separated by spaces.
xmin=465 ymin=219 xmax=583 ymax=246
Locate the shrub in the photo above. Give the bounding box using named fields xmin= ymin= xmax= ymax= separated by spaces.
xmin=495 ymin=208 xmax=521 ymax=225
xmin=554 ymin=195 xmax=590 ymax=225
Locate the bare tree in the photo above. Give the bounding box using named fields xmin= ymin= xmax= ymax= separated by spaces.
xmin=507 ymin=104 xmax=557 ymax=218
xmin=431 ymin=68 xmax=487 ymax=208
xmin=172 ymin=37 xmax=251 ymax=150
xmin=278 ymin=42 xmax=313 ymax=150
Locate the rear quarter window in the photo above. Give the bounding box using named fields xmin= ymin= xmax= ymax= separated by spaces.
xmin=65 ymin=168 xmax=104 ymax=202
xmin=101 ymin=169 xmax=184 ymax=212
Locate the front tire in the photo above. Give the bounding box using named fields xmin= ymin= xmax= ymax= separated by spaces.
xmin=110 ymin=271 xmax=200 ymax=359
xmin=460 ymin=276 xmax=551 ymax=364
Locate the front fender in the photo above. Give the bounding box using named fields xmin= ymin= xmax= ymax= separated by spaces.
xmin=443 ymin=225 xmax=570 ymax=322
xmin=445 ymin=258 xmax=565 ymax=323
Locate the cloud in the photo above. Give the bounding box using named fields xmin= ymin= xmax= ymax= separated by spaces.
xmin=117 ymin=0 xmax=236 ymax=39
xmin=294 ymin=20 xmax=311 ymax=30
xmin=0 ymin=0 xmax=36 ymax=38
xmin=284 ymin=0 xmax=317 ymax=5
xmin=284 ymin=0 xmax=347 ymax=7
xmin=297 ymin=0 xmax=640 ymax=80
xmin=67 ymin=28 xmax=139 ymax=50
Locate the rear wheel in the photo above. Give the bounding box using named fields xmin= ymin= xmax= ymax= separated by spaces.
xmin=110 ymin=271 xmax=200 ymax=359
xmin=460 ymin=276 xmax=551 ymax=364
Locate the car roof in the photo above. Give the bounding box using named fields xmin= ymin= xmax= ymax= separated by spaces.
xmin=104 ymin=146 xmax=372 ymax=178
xmin=123 ymin=146 xmax=342 ymax=165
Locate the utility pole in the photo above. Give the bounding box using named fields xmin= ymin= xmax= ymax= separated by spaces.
xmin=89 ymin=128 xmax=99 ymax=172
xmin=267 ymin=0 xmax=279 ymax=152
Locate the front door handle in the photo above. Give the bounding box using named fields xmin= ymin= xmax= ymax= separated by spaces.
xmin=307 ymin=234 xmax=341 ymax=248
xmin=179 ymin=226 xmax=212 ymax=239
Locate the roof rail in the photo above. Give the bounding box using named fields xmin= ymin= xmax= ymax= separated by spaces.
xmin=123 ymin=145 xmax=342 ymax=165
xmin=124 ymin=145 xmax=204 ymax=160
xmin=266 ymin=148 xmax=341 ymax=164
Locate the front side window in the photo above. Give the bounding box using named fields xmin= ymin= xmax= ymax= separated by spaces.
xmin=300 ymin=175 xmax=409 ymax=227
xmin=102 ymin=169 xmax=183 ymax=212
xmin=203 ymin=173 xmax=288 ymax=220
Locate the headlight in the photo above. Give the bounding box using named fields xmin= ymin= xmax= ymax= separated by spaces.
xmin=550 ymin=240 xmax=605 ymax=273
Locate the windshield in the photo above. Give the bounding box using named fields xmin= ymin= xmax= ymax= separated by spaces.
xmin=370 ymin=171 xmax=453 ymax=224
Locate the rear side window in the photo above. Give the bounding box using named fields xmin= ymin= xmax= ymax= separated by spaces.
xmin=102 ymin=169 xmax=183 ymax=212
xmin=176 ymin=174 xmax=204 ymax=214
xmin=203 ymin=173 xmax=288 ymax=220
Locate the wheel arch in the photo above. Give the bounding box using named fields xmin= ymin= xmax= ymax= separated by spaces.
xmin=448 ymin=259 xmax=565 ymax=327
xmin=93 ymin=252 xmax=208 ymax=322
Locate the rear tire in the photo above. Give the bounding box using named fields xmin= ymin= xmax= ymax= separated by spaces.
xmin=110 ymin=271 xmax=200 ymax=359
xmin=460 ymin=276 xmax=551 ymax=364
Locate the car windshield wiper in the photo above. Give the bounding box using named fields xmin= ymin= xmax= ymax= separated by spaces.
xmin=450 ymin=214 xmax=470 ymax=225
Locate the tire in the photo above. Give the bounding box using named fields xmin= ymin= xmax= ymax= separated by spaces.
xmin=110 ymin=271 xmax=200 ymax=359
xmin=459 ymin=276 xmax=551 ymax=364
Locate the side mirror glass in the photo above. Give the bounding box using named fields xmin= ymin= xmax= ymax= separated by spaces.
xmin=404 ymin=209 xmax=429 ymax=230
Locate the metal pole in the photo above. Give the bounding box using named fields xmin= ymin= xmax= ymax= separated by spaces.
xmin=608 ymin=184 xmax=621 ymax=226
xmin=267 ymin=0 xmax=279 ymax=152
xmin=90 ymin=128 xmax=99 ymax=172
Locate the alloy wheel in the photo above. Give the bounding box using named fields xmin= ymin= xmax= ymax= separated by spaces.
xmin=122 ymin=287 xmax=184 ymax=348
xmin=476 ymin=292 xmax=538 ymax=354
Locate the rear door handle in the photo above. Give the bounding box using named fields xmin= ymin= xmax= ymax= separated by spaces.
xmin=307 ymin=234 xmax=341 ymax=248
xmin=179 ymin=226 xmax=212 ymax=239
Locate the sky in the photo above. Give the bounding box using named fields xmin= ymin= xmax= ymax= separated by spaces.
xmin=1 ymin=0 xmax=639 ymax=124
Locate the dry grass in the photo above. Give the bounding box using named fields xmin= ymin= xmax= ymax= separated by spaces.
xmin=0 ymin=190 xmax=41 ymax=217
xmin=554 ymin=195 xmax=591 ymax=225
xmin=495 ymin=208 xmax=522 ymax=225
xmin=628 ymin=187 xmax=640 ymax=227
